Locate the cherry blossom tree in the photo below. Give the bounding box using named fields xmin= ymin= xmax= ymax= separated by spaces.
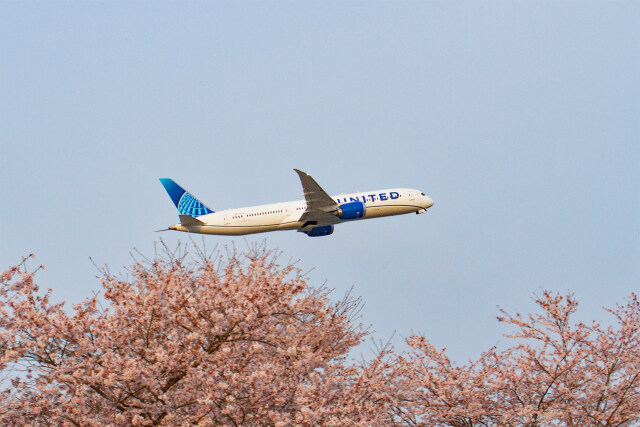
xmin=0 ymin=245 xmax=398 ymax=426
xmin=399 ymin=291 xmax=640 ymax=426
xmin=2 ymin=243 xmax=638 ymax=426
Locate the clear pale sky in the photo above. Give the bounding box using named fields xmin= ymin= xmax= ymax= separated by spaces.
xmin=2 ymin=2 xmax=638 ymax=362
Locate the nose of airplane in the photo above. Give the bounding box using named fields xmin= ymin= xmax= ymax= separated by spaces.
xmin=425 ymin=196 xmax=434 ymax=208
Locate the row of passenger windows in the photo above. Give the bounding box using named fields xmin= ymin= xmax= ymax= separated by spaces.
xmin=248 ymin=210 xmax=284 ymax=216
xmin=230 ymin=205 xmax=308 ymax=219
xmin=232 ymin=208 xmax=293 ymax=219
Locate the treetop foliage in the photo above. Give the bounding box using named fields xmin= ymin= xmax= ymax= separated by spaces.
xmin=1 ymin=244 xmax=638 ymax=426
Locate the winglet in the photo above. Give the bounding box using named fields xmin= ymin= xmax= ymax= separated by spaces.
xmin=159 ymin=178 xmax=214 ymax=217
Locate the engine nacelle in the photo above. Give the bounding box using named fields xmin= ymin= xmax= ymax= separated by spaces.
xmin=335 ymin=201 xmax=366 ymax=220
xmin=304 ymin=225 xmax=334 ymax=237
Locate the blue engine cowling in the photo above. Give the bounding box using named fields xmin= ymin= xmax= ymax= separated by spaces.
xmin=304 ymin=225 xmax=334 ymax=237
xmin=336 ymin=201 xmax=366 ymax=220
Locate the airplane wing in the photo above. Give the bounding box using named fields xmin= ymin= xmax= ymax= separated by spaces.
xmin=293 ymin=169 xmax=340 ymax=225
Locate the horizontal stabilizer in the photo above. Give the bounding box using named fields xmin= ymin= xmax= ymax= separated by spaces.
xmin=179 ymin=215 xmax=205 ymax=226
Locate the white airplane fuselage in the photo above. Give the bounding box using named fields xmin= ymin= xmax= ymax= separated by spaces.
xmin=169 ymin=188 xmax=433 ymax=235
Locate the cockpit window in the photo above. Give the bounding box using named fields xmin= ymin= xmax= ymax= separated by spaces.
xmin=421 ymin=192 xmax=425 ymax=196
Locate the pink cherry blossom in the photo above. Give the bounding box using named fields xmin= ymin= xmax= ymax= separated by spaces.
xmin=1 ymin=247 xmax=638 ymax=425
xmin=0 ymin=248 xmax=397 ymax=425
xmin=397 ymin=290 xmax=640 ymax=426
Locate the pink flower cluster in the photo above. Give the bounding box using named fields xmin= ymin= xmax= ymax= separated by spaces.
xmin=0 ymin=248 xmax=638 ymax=425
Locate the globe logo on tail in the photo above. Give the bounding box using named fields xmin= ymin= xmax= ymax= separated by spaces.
xmin=178 ymin=192 xmax=213 ymax=217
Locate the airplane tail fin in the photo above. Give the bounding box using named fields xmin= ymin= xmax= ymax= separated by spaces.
xmin=159 ymin=178 xmax=214 ymax=217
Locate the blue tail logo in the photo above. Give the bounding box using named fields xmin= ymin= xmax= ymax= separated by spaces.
xmin=159 ymin=178 xmax=214 ymax=217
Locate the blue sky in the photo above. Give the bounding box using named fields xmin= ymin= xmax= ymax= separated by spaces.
xmin=1 ymin=2 xmax=638 ymax=362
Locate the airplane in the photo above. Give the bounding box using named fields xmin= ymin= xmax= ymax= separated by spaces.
xmin=159 ymin=169 xmax=434 ymax=237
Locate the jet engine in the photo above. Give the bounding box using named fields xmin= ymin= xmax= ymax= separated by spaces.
xmin=304 ymin=225 xmax=334 ymax=237
xmin=335 ymin=201 xmax=366 ymax=220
